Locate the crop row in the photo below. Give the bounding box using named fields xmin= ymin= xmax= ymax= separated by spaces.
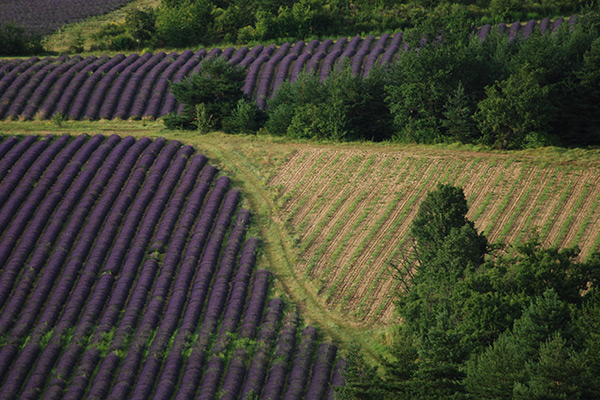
xmin=0 ymin=16 xmax=575 ymax=120
xmin=0 ymin=134 xmax=342 ymax=399
xmin=0 ymin=0 xmax=133 ymax=35
xmin=271 ymin=147 xmax=600 ymax=324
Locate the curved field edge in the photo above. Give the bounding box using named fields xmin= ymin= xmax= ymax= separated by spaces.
xmin=0 ymin=131 xmax=344 ymax=397
xmin=2 ymin=120 xmax=600 ymax=361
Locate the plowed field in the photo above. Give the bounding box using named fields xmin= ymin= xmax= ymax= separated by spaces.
xmin=271 ymin=147 xmax=600 ymax=324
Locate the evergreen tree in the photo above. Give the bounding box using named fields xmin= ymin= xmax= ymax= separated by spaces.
xmin=515 ymin=333 xmax=587 ymax=400
xmin=335 ymin=343 xmax=388 ymax=400
xmin=165 ymin=56 xmax=261 ymax=132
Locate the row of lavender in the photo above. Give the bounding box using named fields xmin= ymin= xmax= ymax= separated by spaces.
xmin=0 ymin=134 xmax=344 ymax=399
xmin=0 ymin=0 xmax=134 ymax=35
xmin=0 ymin=15 xmax=576 ymax=119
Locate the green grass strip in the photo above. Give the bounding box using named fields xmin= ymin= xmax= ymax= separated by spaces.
xmin=574 ymin=187 xmax=600 ymax=257
xmin=483 ymin=164 xmax=527 ymax=236
xmin=279 ymin=150 xmax=330 ymax=206
xmin=303 ymin=188 xmax=370 ymax=278
xmin=496 ymin=169 xmax=542 ymax=243
xmin=296 ymin=154 xmax=364 ymax=233
xmin=471 ymin=160 xmax=507 ymax=222
xmin=507 ymin=169 xmax=556 ymax=257
xmin=539 ymin=175 xmax=576 ymax=242
xmin=325 ymin=157 xmax=443 ymax=302
xmin=552 ymin=179 xmax=591 ymax=248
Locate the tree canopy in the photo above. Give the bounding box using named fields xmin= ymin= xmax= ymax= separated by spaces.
xmin=337 ymin=184 xmax=600 ymax=400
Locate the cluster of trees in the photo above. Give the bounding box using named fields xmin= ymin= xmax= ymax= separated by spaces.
xmin=0 ymin=23 xmax=43 ymax=56
xmin=168 ymin=7 xmax=600 ymax=149
xmin=163 ymin=56 xmax=266 ymax=133
xmin=0 ymin=0 xmax=591 ymax=54
xmin=385 ymin=7 xmax=600 ymax=148
xmin=89 ymin=0 xmax=589 ymax=51
xmin=335 ymin=184 xmax=600 ymax=399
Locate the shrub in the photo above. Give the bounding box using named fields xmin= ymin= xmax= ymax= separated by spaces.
xmin=222 ymin=99 xmax=265 ymax=134
xmin=108 ymin=34 xmax=138 ymax=51
xmin=266 ymin=63 xmax=393 ymax=141
xmin=0 ymin=23 xmax=43 ymax=56
xmin=125 ymin=7 xmax=157 ymax=46
xmin=165 ymin=56 xmax=263 ymax=133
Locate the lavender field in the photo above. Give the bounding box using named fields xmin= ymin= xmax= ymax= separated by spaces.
xmin=0 ymin=134 xmax=343 ymax=399
xmin=0 ymin=16 xmax=575 ymax=121
xmin=0 ymin=0 xmax=134 ymax=35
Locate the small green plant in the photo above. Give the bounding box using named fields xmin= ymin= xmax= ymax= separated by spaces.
xmin=193 ymin=103 xmax=213 ymax=133
xmin=51 ymin=112 xmax=66 ymax=128
xmin=68 ymin=27 xmax=85 ymax=53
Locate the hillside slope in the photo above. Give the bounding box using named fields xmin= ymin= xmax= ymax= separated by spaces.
xmin=271 ymin=145 xmax=600 ymax=324
xmin=0 ymin=132 xmax=343 ymax=399
xmin=2 ymin=122 xmax=599 ymax=355
xmin=0 ymin=0 xmax=135 ymax=35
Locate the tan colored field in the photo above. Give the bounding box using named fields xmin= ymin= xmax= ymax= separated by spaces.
xmin=271 ymin=146 xmax=600 ymax=324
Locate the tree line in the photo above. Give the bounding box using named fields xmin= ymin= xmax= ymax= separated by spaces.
xmin=0 ymin=1 xmax=592 ymax=55
xmin=93 ymin=0 xmax=589 ymax=51
xmin=167 ymin=6 xmax=600 ymax=149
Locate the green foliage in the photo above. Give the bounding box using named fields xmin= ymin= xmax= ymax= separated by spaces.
xmin=466 ymin=290 xmax=592 ymax=399
xmin=212 ymin=1 xmax=255 ymax=43
xmin=51 ymin=112 xmax=66 ymax=128
xmin=410 ymin=183 xmax=487 ymax=266
xmin=156 ymin=0 xmax=214 ymax=47
xmin=74 ymin=0 xmax=589 ymax=56
xmin=489 ymin=0 xmax=519 ymax=20
xmin=108 ymin=34 xmax=138 ymax=51
xmin=500 ymin=241 xmax=598 ymax=305
xmin=192 ymin=103 xmax=215 ymax=133
xmin=385 ymin=22 xmax=496 ymax=144
xmin=475 ymin=65 xmax=553 ymax=149
xmin=222 ymin=99 xmax=266 ymax=134
xmin=266 ymin=63 xmax=393 ymax=141
xmin=391 ymin=184 xmax=488 ymax=399
xmin=441 ymin=83 xmax=477 ymax=143
xmin=464 ymin=333 xmax=527 ymax=400
xmin=125 ymin=7 xmax=157 ymax=45
xmin=334 ymin=343 xmax=389 ymax=399
xmin=0 ymin=23 xmax=43 ymax=56
xmin=265 ymin=71 xmax=324 ymax=136
xmin=163 ymin=112 xmax=194 ymax=130
xmin=382 ymin=6 xmax=600 ymax=149
xmin=515 ymin=333 xmax=587 ymax=400
xmin=166 ymin=56 xmax=263 ymax=133
xmin=344 ymin=183 xmax=600 ymax=399
xmin=575 ymin=293 xmax=600 ymax=398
